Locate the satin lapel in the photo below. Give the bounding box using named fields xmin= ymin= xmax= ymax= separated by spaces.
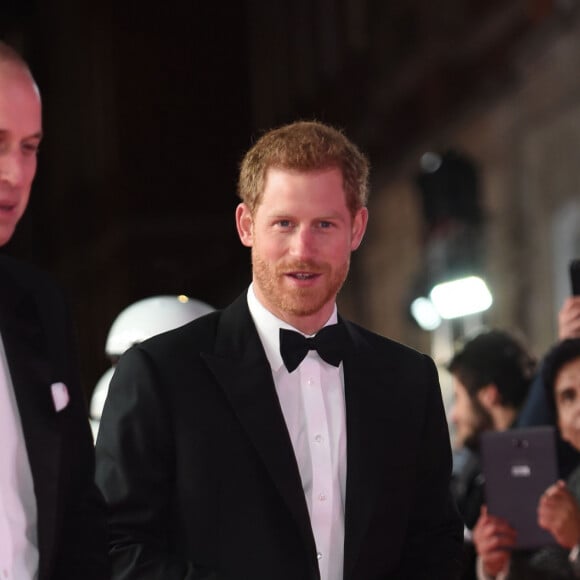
xmin=341 ymin=322 xmax=402 ymax=580
xmin=201 ymin=295 xmax=317 ymax=565
xmin=0 ymin=268 xmax=61 ymax=571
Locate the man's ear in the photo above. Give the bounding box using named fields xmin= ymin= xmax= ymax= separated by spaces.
xmin=476 ymin=384 xmax=499 ymax=411
xmin=350 ymin=207 xmax=368 ymax=251
xmin=235 ymin=203 xmax=254 ymax=247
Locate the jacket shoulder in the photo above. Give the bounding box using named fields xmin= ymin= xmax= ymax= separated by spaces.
xmin=0 ymin=255 xmax=64 ymax=296
xmin=345 ymin=319 xmax=432 ymax=364
xmin=0 ymin=255 xmax=69 ymax=318
xmin=136 ymin=310 xmax=221 ymax=357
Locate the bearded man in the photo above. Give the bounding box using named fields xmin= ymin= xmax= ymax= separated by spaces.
xmin=96 ymin=120 xmax=463 ymax=580
xmin=448 ymin=330 xmax=535 ymax=579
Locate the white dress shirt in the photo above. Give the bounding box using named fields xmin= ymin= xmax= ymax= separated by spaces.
xmin=247 ymin=285 xmax=347 ymax=580
xmin=0 ymin=333 xmax=39 ymax=580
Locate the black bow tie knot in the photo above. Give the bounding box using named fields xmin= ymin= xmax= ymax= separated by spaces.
xmin=279 ymin=324 xmax=347 ymax=373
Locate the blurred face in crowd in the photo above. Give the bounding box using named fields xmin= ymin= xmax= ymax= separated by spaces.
xmin=0 ymin=60 xmax=42 ymax=246
xmin=236 ymin=166 xmax=367 ymax=334
xmin=555 ymin=356 xmax=580 ymax=451
xmin=449 ymin=377 xmax=493 ymax=449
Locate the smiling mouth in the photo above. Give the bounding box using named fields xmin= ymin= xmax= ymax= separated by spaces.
xmin=287 ymin=272 xmax=320 ymax=280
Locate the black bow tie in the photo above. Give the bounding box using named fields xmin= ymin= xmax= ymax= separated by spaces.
xmin=279 ymin=324 xmax=347 ymax=373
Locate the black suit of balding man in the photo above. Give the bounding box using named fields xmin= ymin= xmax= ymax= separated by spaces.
xmin=0 ymin=255 xmax=109 ymax=580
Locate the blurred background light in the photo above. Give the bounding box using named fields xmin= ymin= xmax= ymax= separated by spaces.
xmin=429 ymin=276 xmax=493 ymax=320
xmin=410 ymin=296 xmax=442 ymax=331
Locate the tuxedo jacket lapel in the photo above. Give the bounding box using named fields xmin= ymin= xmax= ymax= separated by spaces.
xmin=199 ymin=296 xmax=407 ymax=578
xmin=201 ymin=295 xmax=318 ymax=568
xmin=0 ymin=269 xmax=62 ymax=573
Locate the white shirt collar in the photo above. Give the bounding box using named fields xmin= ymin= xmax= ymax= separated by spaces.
xmin=246 ymin=283 xmax=338 ymax=373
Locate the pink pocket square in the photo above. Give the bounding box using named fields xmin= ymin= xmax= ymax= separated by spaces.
xmin=51 ymin=382 xmax=70 ymax=412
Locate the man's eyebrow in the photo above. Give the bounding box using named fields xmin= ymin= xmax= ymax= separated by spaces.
xmin=0 ymin=130 xmax=43 ymax=140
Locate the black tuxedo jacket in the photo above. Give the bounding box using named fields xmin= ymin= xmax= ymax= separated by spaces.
xmin=96 ymin=291 xmax=462 ymax=579
xmin=0 ymin=255 xmax=109 ymax=580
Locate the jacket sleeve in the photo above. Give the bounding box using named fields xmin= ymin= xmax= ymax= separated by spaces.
xmin=95 ymin=345 xmax=213 ymax=579
xmin=396 ymin=354 xmax=464 ymax=579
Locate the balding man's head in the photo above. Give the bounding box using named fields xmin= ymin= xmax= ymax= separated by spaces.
xmin=0 ymin=40 xmax=42 ymax=246
xmin=0 ymin=40 xmax=38 ymax=90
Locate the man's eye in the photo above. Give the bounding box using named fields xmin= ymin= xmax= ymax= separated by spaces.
xmin=319 ymin=221 xmax=333 ymax=229
xmin=277 ymin=220 xmax=292 ymax=228
xmin=22 ymin=143 xmax=40 ymax=155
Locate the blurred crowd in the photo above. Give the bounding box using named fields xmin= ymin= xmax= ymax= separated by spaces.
xmin=449 ymin=296 xmax=580 ymax=579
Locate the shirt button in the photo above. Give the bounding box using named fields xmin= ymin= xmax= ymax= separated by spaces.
xmin=314 ymin=434 xmax=323 ymax=443
xmin=307 ymin=378 xmax=314 ymax=386
xmin=319 ymin=493 xmax=327 ymax=501
xmin=317 ymin=552 xmax=323 ymax=560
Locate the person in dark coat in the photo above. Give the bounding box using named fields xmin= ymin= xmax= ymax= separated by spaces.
xmin=0 ymin=40 xmax=109 ymax=579
xmin=96 ymin=120 xmax=463 ymax=580
xmin=447 ymin=330 xmax=536 ymax=579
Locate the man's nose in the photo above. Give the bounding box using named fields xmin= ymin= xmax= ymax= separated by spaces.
xmin=0 ymin=151 xmax=24 ymax=187
xmin=289 ymin=227 xmax=315 ymax=258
